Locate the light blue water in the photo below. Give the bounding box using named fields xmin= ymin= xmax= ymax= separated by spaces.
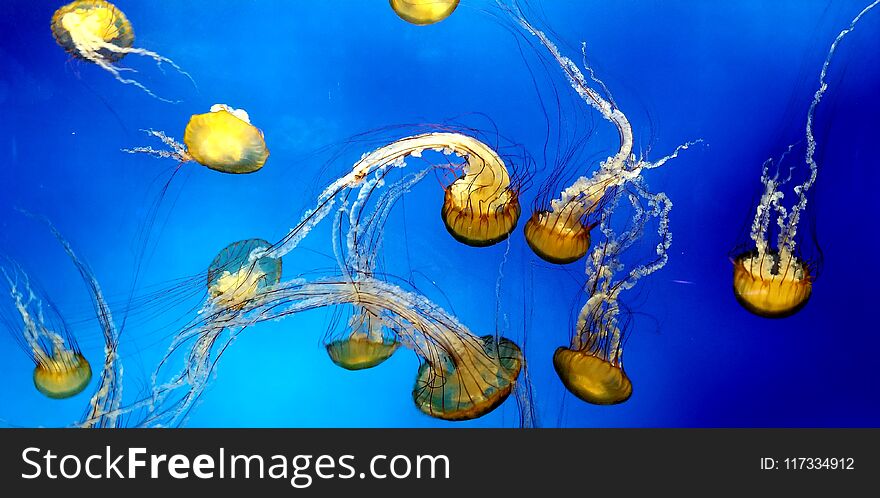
xmin=0 ymin=0 xmax=878 ymax=427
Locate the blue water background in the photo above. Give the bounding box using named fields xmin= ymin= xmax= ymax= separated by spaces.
xmin=0 ymin=0 xmax=878 ymax=427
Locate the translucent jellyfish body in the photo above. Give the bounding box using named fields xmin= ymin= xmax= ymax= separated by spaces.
xmin=207 ymin=238 xmax=281 ymax=308
xmin=326 ymin=307 xmax=399 ymax=370
xmin=413 ymin=335 xmax=522 ymax=421
xmin=184 ymin=105 xmax=270 ymax=174
xmin=34 ymin=349 xmax=93 ymax=399
xmin=50 ymin=1 xmax=191 ymax=101
xmin=390 ymin=0 xmax=460 ymax=25
xmin=553 ymin=347 xmax=631 ymax=405
xmin=732 ymin=250 xmax=812 ymax=318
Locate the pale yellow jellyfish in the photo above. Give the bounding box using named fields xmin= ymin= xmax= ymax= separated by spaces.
xmin=50 ymin=0 xmax=192 ymax=101
xmin=124 ymin=104 xmax=270 ymax=174
xmin=34 ymin=347 xmax=93 ymax=400
xmin=390 ymin=0 xmax=460 ymax=25
xmin=207 ymin=238 xmax=282 ymax=309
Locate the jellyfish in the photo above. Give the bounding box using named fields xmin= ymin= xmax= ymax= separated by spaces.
xmin=731 ymin=0 xmax=879 ymax=318
xmin=325 ymin=306 xmax=399 ymax=370
xmin=390 ymin=0 xmax=460 ymax=25
xmin=555 ymin=182 xmax=672 ymax=405
xmin=124 ymin=104 xmax=270 ymax=174
xmin=207 ymin=238 xmax=282 ymax=309
xmin=50 ymin=0 xmax=193 ymax=102
xmin=1 ymin=264 xmax=92 ymax=400
xmin=497 ymin=2 xmax=697 ymax=264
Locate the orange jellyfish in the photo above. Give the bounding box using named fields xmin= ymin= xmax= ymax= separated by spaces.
xmin=554 ymin=183 xmax=672 ymax=405
xmin=2 ymin=265 xmax=92 ymax=399
xmin=731 ymin=0 xmax=878 ymax=318
xmin=390 ymin=0 xmax=460 ymax=25
xmin=326 ymin=306 xmax=399 ymax=370
xmin=51 ymin=0 xmax=192 ymax=101
xmin=124 ymin=104 xmax=270 ymax=174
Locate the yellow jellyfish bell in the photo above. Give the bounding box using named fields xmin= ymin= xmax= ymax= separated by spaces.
xmin=553 ymin=347 xmax=632 ymax=405
xmin=33 ymin=351 xmax=93 ymax=400
xmin=51 ymin=0 xmax=133 ymax=62
xmin=183 ymin=104 xmax=270 ymax=174
xmin=390 ymin=0 xmax=460 ymax=25
xmin=732 ymin=250 xmax=812 ymax=318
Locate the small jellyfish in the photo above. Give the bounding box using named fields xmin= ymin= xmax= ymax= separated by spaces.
xmin=2 ymin=265 xmax=92 ymax=399
xmin=207 ymin=238 xmax=282 ymax=309
xmin=390 ymin=0 xmax=460 ymax=25
xmin=50 ymin=0 xmax=192 ymax=101
xmin=413 ymin=335 xmax=522 ymax=421
xmin=124 ymin=104 xmax=270 ymax=174
xmin=731 ymin=0 xmax=878 ymax=318
xmin=326 ymin=307 xmax=399 ymax=370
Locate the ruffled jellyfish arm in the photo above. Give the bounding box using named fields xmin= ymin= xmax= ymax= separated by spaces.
xmin=122 ymin=129 xmax=191 ymax=163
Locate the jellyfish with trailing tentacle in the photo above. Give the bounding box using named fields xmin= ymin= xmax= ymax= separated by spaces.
xmin=555 ymin=184 xmax=672 ymax=405
xmin=390 ymin=0 xmax=460 ymax=25
xmin=50 ymin=0 xmax=194 ymax=102
xmin=207 ymin=238 xmax=282 ymax=309
xmin=731 ymin=0 xmax=879 ymax=318
xmin=497 ymin=2 xmax=697 ymax=265
xmin=124 ymin=104 xmax=270 ymax=174
xmin=1 ymin=266 xmax=92 ymax=399
xmin=1 ymin=216 xmax=122 ymax=426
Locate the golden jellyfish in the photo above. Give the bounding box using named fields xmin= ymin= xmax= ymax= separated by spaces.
xmin=124 ymin=104 xmax=270 ymax=174
xmin=390 ymin=0 xmax=460 ymax=25
xmin=207 ymin=238 xmax=282 ymax=309
xmin=440 ymin=137 xmax=521 ymax=246
xmin=413 ymin=335 xmax=522 ymax=420
xmin=731 ymin=1 xmax=878 ymax=318
xmin=326 ymin=306 xmax=399 ymax=370
xmin=50 ymin=0 xmax=192 ymax=101
xmin=33 ymin=348 xmax=93 ymax=400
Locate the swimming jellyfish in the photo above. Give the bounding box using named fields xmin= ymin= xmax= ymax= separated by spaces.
xmin=498 ymin=2 xmax=696 ymax=264
xmin=2 ymin=264 xmax=92 ymax=399
xmin=390 ymin=0 xmax=460 ymax=25
xmin=731 ymin=0 xmax=878 ymax=318
xmin=555 ymin=184 xmax=673 ymax=405
xmin=50 ymin=0 xmax=193 ymax=101
xmin=207 ymin=238 xmax=282 ymax=309
xmin=124 ymin=104 xmax=270 ymax=174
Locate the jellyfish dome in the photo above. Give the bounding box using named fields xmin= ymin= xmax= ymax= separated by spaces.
xmin=326 ymin=308 xmax=399 ymax=370
xmin=413 ymin=335 xmax=522 ymax=421
xmin=732 ymin=250 xmax=812 ymax=318
xmin=33 ymin=350 xmax=92 ymax=400
xmin=207 ymin=238 xmax=281 ymax=306
xmin=51 ymin=1 xmax=133 ymax=62
xmin=523 ymin=210 xmax=592 ymax=264
xmin=184 ymin=104 xmax=270 ymax=174
xmin=553 ymin=347 xmax=632 ymax=405
xmin=390 ymin=0 xmax=460 ymax=26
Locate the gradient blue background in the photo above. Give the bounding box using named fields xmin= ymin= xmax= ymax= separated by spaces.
xmin=0 ymin=0 xmax=878 ymax=427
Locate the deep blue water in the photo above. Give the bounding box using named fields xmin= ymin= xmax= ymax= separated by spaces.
xmin=0 ymin=0 xmax=878 ymax=428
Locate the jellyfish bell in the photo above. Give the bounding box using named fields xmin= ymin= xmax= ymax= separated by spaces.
xmin=553 ymin=347 xmax=631 ymax=405
xmin=440 ymin=138 xmax=521 ymax=246
xmin=326 ymin=307 xmax=399 ymax=370
xmin=413 ymin=335 xmax=522 ymax=421
xmin=732 ymin=249 xmax=812 ymax=318
xmin=33 ymin=350 xmax=93 ymax=400
xmin=207 ymin=238 xmax=281 ymax=308
xmin=523 ymin=209 xmax=591 ymax=264
xmin=390 ymin=0 xmax=460 ymax=25
xmin=327 ymin=334 xmax=399 ymax=370
xmin=184 ymin=104 xmax=270 ymax=174
xmin=51 ymin=0 xmax=133 ymax=62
